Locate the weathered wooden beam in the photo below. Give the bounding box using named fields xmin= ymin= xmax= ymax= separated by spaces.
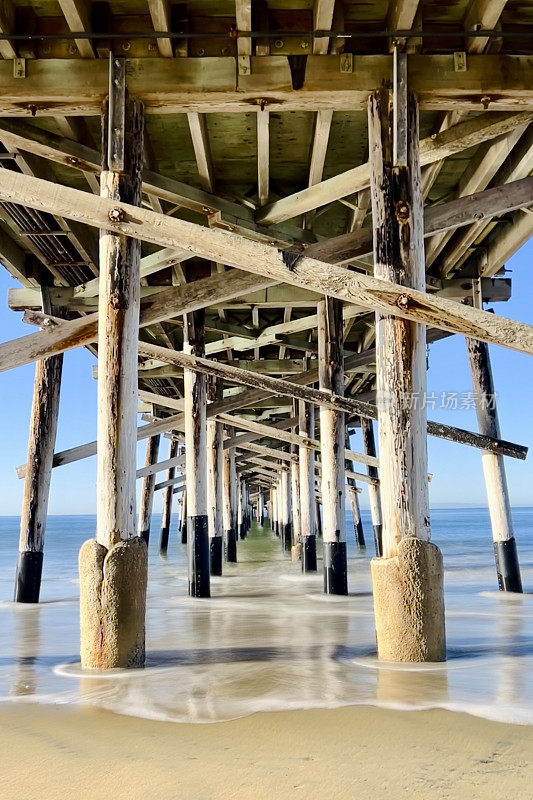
xmin=187 ymin=112 xmax=215 ymax=193
xmin=135 ymin=340 xmax=528 ymax=460
xmin=256 ymin=111 xmax=533 ymax=224
xmin=304 ymin=176 xmax=533 ymax=266
xmin=318 ymin=297 xmax=347 ymax=593
xmin=256 ymin=109 xmax=270 ymax=207
xmin=57 ymin=0 xmax=95 ymax=59
xmin=0 ymin=269 xmax=276 ymax=374
xmin=1 ymin=170 xmax=532 ymax=359
xmin=464 ymin=0 xmax=509 ymax=54
xmin=159 ymin=439 xmax=178 ymax=553
xmin=0 ymin=56 xmax=531 ymax=115
xmin=207 ymin=377 xmax=224 ymax=575
xmin=148 ymin=0 xmax=173 ymax=58
xmin=183 ymin=309 xmax=210 ymax=596
xmin=137 ymin=434 xmax=160 ymax=544
xmin=15 ymin=320 xmax=63 ymax=603
xmin=0 ymin=0 xmax=17 ymax=60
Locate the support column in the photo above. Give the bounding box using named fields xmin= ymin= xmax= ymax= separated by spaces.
xmin=15 ymin=316 xmax=63 ymax=603
xmin=290 ymin=441 xmax=302 ymax=561
xmin=280 ymin=466 xmax=292 ymax=552
xmin=318 ymin=297 xmax=347 ymax=594
xmin=272 ymin=484 xmax=279 ymax=536
xmin=257 ymin=491 xmax=264 ymax=525
xmin=207 ymin=379 xmax=223 ymax=575
xmin=347 ymin=484 xmax=365 ymax=550
xmin=299 ymin=400 xmax=317 ymax=572
xmin=79 ymin=61 xmax=147 ymax=669
xmin=184 ymin=309 xmax=210 ymax=598
xmin=360 ymin=418 xmax=383 ymax=556
xmin=223 ymin=431 xmax=237 ymax=562
xmin=368 ymin=80 xmax=445 ymax=662
xmin=180 ymin=490 xmax=187 ymax=544
xmin=467 ymin=334 xmax=522 ymax=592
xmin=159 ymin=439 xmax=178 ymax=554
xmin=137 ymin=435 xmax=160 ymax=546
xmin=237 ymin=479 xmax=244 ymax=539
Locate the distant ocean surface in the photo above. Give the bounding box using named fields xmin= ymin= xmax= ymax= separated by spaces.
xmin=0 ymin=508 xmax=532 ymax=725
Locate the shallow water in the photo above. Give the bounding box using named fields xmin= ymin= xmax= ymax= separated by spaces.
xmin=0 ymin=509 xmax=532 ymax=725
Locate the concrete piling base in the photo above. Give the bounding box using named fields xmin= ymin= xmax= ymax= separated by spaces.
xmin=291 ymin=542 xmax=301 ymax=562
xmin=79 ymin=536 xmax=147 ymax=670
xmin=371 ymin=537 xmax=446 ymax=663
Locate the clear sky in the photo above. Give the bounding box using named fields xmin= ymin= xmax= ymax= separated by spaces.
xmin=0 ymin=237 xmax=532 ymax=515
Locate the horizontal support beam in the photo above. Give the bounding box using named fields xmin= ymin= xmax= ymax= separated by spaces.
xmin=0 ymin=56 xmax=531 ymax=116
xmin=0 ymin=170 xmax=532 ymax=360
xmin=1 ymin=268 xmax=276 ymax=374
xmin=305 ymin=176 xmax=533 ymax=266
xmin=137 ymin=341 xmax=528 ymax=460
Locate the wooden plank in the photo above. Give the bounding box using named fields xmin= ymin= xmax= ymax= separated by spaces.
xmin=148 ymin=0 xmax=173 ymax=58
xmin=257 ymin=111 xmax=533 ymax=224
xmin=135 ymin=340 xmax=528 ymax=460
xmin=388 ymin=0 xmax=421 ymax=31
xmin=313 ymin=0 xmax=336 ymax=55
xmin=257 ymin=110 xmax=269 ymax=207
xmin=187 ymin=112 xmax=215 ymax=192
xmin=304 ymin=176 xmax=533 ymax=266
xmin=235 ymin=1 xmax=252 ymax=56
xmin=0 ymin=269 xmax=276 ymax=374
xmin=1 ymin=169 xmax=532 ymax=359
xmin=0 ymin=56 xmax=531 ymax=116
xmin=0 ymin=0 xmax=17 ymax=60
xmin=57 ymin=0 xmax=95 ymax=59
xmin=464 ymin=0 xmax=509 ymax=54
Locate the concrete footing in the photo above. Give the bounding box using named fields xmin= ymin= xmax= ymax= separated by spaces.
xmin=371 ymin=537 xmax=445 ymax=662
xmin=291 ymin=542 xmax=302 ymax=562
xmin=79 ymin=536 xmax=147 ymax=669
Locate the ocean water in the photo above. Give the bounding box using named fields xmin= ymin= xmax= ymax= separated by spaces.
xmin=0 ymin=508 xmax=532 ymax=725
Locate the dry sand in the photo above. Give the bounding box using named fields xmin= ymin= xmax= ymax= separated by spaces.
xmin=1 ymin=704 xmax=532 ymax=799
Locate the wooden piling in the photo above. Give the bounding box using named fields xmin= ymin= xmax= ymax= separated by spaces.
xmin=223 ymin=430 xmax=237 ymax=562
xmin=79 ymin=66 xmax=147 ymax=669
xmin=137 ymin=434 xmax=160 ymax=546
xmin=360 ymin=418 xmax=383 ymax=556
xmin=15 ymin=326 xmax=63 ymax=603
xmin=290 ymin=439 xmax=302 ymax=561
xmin=368 ymin=82 xmax=445 ymax=661
xmin=159 ymin=439 xmax=178 ymax=554
xmin=207 ymin=378 xmax=223 ymax=575
xmin=180 ymin=490 xmax=187 ymax=544
xmin=318 ymin=297 xmax=347 ymax=594
xmin=280 ymin=466 xmax=292 ymax=552
xmin=467 ymin=334 xmax=522 ymax=592
xmin=298 ymin=400 xmax=317 ymax=572
xmin=183 ymin=308 xmax=210 ymax=597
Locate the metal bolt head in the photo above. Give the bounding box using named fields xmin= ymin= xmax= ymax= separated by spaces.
xmin=108 ymin=207 xmax=125 ymax=223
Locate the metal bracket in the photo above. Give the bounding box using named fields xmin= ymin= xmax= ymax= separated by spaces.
xmin=13 ymin=58 xmax=26 ymax=79
xmin=107 ymin=53 xmax=126 ymax=172
xmin=454 ymin=52 xmax=467 ymax=72
xmin=238 ymin=55 xmax=251 ymax=76
xmin=340 ymin=53 xmax=353 ymax=74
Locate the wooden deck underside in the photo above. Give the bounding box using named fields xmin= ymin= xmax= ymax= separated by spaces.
xmin=0 ymin=0 xmax=532 ymax=484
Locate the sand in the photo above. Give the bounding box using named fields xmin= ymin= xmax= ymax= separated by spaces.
xmin=1 ymin=704 xmax=531 ymax=800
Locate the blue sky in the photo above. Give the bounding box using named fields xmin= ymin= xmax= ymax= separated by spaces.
xmin=0 ymin=237 xmax=532 ymax=515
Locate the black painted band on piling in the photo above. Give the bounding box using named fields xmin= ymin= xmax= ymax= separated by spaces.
xmin=210 ymin=536 xmax=223 ymax=576
xmin=238 ymin=522 xmax=245 ymax=540
xmin=275 ymin=521 xmax=279 ymax=537
xmin=373 ymin=524 xmax=383 ymax=558
xmin=282 ymin=522 xmax=292 ymax=552
xmin=301 ymin=535 xmax=317 ymax=572
xmin=159 ymin=523 xmax=170 ymax=553
xmin=139 ymin=528 xmax=150 ymax=547
xmin=323 ymin=541 xmax=348 ymax=595
xmin=181 ymin=520 xmax=187 ymax=544
xmin=356 ymin=519 xmax=366 ymax=549
xmin=225 ymin=527 xmax=237 ymax=563
xmin=14 ymin=551 xmax=44 ymax=603
xmin=188 ymin=514 xmax=210 ymax=598
xmin=494 ymin=538 xmax=523 ymax=593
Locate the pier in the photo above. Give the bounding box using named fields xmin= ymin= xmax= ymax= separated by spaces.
xmin=1 ymin=0 xmax=532 ymax=669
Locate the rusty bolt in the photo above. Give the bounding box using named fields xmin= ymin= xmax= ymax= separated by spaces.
xmin=396 ymin=293 xmax=411 ymax=310
xmin=202 ymin=206 xmax=214 ymax=214
xmin=68 ymin=157 xmax=80 ymax=166
xmin=108 ymin=207 xmax=125 ymax=223
xmin=395 ymin=201 xmax=410 ymax=222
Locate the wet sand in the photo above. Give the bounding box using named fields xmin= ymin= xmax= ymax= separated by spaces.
xmin=1 ymin=704 xmax=532 ymax=800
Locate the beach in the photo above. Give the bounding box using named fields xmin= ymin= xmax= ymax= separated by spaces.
xmin=1 ymin=703 xmax=532 ymax=800
xmin=0 ymin=511 xmax=532 ymax=797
